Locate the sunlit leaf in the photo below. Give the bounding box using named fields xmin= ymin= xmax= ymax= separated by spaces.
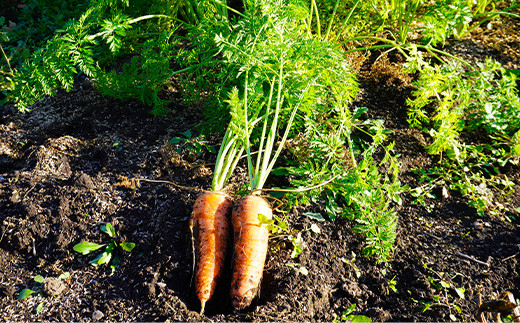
xmin=34 ymin=275 xmax=44 ymax=284
xmin=73 ymin=241 xmax=105 ymax=255
xmin=120 ymin=242 xmax=135 ymax=252
xmin=36 ymin=301 xmax=44 ymax=315
xmin=90 ymin=251 xmax=112 ymax=265
xmin=101 ymin=223 xmax=116 ymax=238
xmin=302 ymin=212 xmax=325 ymax=222
xmin=58 ymin=272 xmax=71 ymax=281
xmin=18 ymin=289 xmax=36 ymax=300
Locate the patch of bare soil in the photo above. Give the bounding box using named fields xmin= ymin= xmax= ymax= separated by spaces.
xmin=1 ymin=23 xmax=520 ymax=321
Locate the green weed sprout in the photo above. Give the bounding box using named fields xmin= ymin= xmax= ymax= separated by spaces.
xmin=73 ymin=223 xmax=135 ymax=273
xmin=18 ymin=272 xmax=71 ymax=315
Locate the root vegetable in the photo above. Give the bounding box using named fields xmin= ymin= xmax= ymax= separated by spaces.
xmin=230 ymin=194 xmax=272 ymax=310
xmin=190 ymin=191 xmax=233 ymax=315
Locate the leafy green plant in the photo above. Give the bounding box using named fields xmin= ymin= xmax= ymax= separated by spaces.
xmin=421 ymin=0 xmax=520 ymax=46
xmin=407 ymin=58 xmax=520 ymax=215
xmin=333 ymin=303 xmax=372 ymax=322
xmin=387 ymin=275 xmax=399 ymax=295
xmin=169 ymin=130 xmax=216 ymax=156
xmin=96 ymin=31 xmax=178 ymax=115
xmin=18 ymin=272 xmax=71 ymax=315
xmin=282 ymin=107 xmax=405 ymax=263
xmin=260 ymin=212 xmax=321 ymax=259
xmin=73 ymin=222 xmax=135 ymax=273
xmin=420 ymin=264 xmax=465 ymax=321
xmin=208 ymin=0 xmax=402 ymax=263
xmin=4 ymin=0 xmax=174 ymax=112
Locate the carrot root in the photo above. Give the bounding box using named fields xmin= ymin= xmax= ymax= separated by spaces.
xmin=190 ymin=191 xmax=233 ymax=315
xmin=230 ymin=194 xmax=272 ymax=310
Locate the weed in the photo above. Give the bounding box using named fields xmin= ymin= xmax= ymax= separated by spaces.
xmin=341 ymin=252 xmax=362 ymax=279
xmin=169 ymin=130 xmax=216 ymax=156
xmin=420 ymin=263 xmax=466 ymax=321
xmin=259 ymin=212 xmax=320 ymax=259
xmin=333 ymin=303 xmax=372 ymax=322
xmin=73 ymin=222 xmax=135 ymax=273
xmin=18 ymin=272 xmax=71 ymax=315
xmin=387 ymin=275 xmax=399 ymax=295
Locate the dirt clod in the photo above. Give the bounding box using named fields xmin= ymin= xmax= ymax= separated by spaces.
xmin=92 ymin=310 xmax=104 ymax=321
xmin=42 ymin=277 xmax=66 ymax=297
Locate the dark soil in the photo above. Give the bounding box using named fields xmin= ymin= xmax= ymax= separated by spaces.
xmin=1 ymin=19 xmax=520 ymax=322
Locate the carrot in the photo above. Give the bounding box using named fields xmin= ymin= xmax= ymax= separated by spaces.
xmin=190 ymin=191 xmax=233 ymax=315
xmin=230 ymin=194 xmax=272 ymax=310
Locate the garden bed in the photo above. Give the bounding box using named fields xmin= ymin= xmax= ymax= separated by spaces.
xmin=1 ymin=4 xmax=520 ymax=321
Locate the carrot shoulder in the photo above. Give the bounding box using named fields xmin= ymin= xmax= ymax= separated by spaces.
xmin=230 ymin=194 xmax=272 ymax=310
xmin=190 ymin=191 xmax=233 ymax=315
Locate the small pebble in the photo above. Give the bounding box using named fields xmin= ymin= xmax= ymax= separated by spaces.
xmin=92 ymin=310 xmax=104 ymax=321
xmin=474 ymin=220 xmax=484 ymax=230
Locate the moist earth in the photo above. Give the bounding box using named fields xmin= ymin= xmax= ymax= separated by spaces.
xmin=1 ymin=21 xmax=520 ymax=322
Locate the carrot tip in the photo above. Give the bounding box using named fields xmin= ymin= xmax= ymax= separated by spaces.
xmin=200 ymin=300 xmax=206 ymax=316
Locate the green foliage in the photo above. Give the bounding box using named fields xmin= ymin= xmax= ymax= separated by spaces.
xmin=259 ymin=212 xmax=304 ymax=258
xmin=73 ymin=223 xmax=135 ymax=273
xmin=407 ymin=58 xmax=520 ymax=215
xmin=283 ymin=108 xmax=404 ymax=263
xmin=3 ymin=0 xmax=177 ymax=112
xmin=421 ymin=0 xmax=474 ymax=46
xmin=96 ymin=32 xmax=178 ymax=115
xmin=419 ymin=264 xmax=465 ymax=321
xmin=333 ymin=303 xmax=372 ymax=322
xmin=169 ymin=130 xmax=216 ymax=156
xmin=17 ymin=272 xmax=70 ymax=315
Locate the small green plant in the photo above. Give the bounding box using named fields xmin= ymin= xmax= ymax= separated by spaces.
xmin=259 ymin=213 xmax=321 ymax=259
xmin=333 ymin=303 xmax=372 ymax=322
xmin=420 ymin=264 xmax=465 ymax=321
xmin=285 ymin=262 xmax=309 ymax=276
xmin=169 ymin=130 xmax=216 ymax=156
xmin=18 ymin=272 xmax=70 ymax=315
xmin=341 ymin=252 xmax=362 ymax=279
xmin=73 ymin=222 xmax=135 ymax=273
xmin=387 ymin=275 xmax=399 ymax=295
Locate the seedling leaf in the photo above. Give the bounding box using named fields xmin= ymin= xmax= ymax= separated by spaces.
xmin=36 ymin=301 xmax=44 ymax=315
xmin=350 ymin=315 xmax=372 ymax=322
xmin=120 ymin=242 xmax=135 ymax=252
xmin=73 ymin=241 xmax=105 ymax=255
xmin=258 ymin=213 xmax=272 ymax=224
xmin=180 ymin=130 xmax=192 ymax=138
xmin=455 ymin=286 xmax=465 ymax=299
xmin=421 ymin=302 xmax=433 ymax=312
xmin=34 ymin=275 xmax=44 ymax=283
xmin=101 ymin=223 xmax=116 ymax=238
xmin=302 ymin=212 xmax=325 ymax=222
xmin=90 ymin=251 xmax=112 ymax=265
xmin=170 ymin=137 xmax=183 ymax=144
xmin=18 ymin=289 xmax=36 ymax=300
xmin=514 ymin=144 xmax=520 ymax=156
xmin=58 ymin=272 xmax=70 ymax=281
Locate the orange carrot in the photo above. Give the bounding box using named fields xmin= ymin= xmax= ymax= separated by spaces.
xmin=190 ymin=191 xmax=233 ymax=315
xmin=230 ymin=194 xmax=272 ymax=310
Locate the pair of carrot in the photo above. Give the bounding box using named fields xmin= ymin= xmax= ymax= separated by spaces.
xmin=189 ymin=191 xmax=272 ymax=314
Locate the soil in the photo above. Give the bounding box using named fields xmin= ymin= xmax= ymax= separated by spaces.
xmin=1 ymin=16 xmax=520 ymax=323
